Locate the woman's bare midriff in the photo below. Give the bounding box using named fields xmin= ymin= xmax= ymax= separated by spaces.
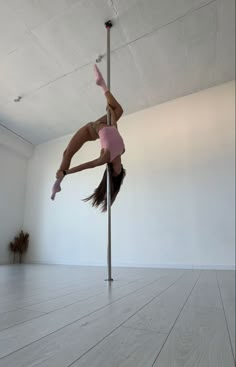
xmin=88 ymin=121 xmax=108 ymax=140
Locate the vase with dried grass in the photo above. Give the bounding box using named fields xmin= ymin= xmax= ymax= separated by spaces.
xmin=9 ymin=231 xmax=29 ymax=264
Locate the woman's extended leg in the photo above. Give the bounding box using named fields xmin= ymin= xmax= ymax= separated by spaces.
xmin=51 ymin=124 xmax=94 ymax=200
xmin=94 ymin=65 xmax=123 ymax=122
xmin=59 ymin=125 xmax=94 ymax=170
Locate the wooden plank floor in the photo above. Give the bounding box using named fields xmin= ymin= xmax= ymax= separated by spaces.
xmin=0 ymin=265 xmax=234 ymax=367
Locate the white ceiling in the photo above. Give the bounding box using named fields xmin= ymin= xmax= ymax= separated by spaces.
xmin=0 ymin=0 xmax=235 ymax=144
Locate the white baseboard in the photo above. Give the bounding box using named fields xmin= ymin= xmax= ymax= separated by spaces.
xmin=19 ymin=260 xmax=236 ymax=271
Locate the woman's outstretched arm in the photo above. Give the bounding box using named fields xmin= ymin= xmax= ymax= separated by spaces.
xmin=57 ymin=151 xmax=110 ymax=178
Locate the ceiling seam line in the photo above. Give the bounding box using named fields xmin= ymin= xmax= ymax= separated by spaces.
xmin=0 ymin=123 xmax=34 ymax=145
xmin=127 ymin=0 xmax=217 ymax=47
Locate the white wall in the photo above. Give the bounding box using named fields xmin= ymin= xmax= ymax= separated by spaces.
xmin=24 ymin=81 xmax=235 ymax=269
xmin=0 ymin=127 xmax=34 ymax=264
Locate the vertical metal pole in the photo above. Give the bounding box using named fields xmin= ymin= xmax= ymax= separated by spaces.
xmin=105 ymin=20 xmax=113 ymax=282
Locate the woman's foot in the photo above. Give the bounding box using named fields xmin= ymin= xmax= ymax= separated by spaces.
xmin=94 ymin=65 xmax=108 ymax=93
xmin=51 ymin=178 xmax=63 ymax=200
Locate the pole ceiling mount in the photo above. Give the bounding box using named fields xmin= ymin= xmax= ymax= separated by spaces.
xmin=105 ymin=20 xmax=113 ymax=29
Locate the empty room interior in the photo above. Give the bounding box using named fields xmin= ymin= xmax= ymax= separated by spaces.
xmin=0 ymin=0 xmax=235 ymax=366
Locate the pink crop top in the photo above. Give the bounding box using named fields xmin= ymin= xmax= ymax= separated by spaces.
xmin=98 ymin=126 xmax=125 ymax=162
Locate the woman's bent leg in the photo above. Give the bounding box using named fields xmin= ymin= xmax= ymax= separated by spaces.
xmin=59 ymin=124 xmax=94 ymax=170
xmin=51 ymin=124 xmax=94 ymax=200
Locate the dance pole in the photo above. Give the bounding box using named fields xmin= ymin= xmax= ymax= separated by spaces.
xmin=105 ymin=20 xmax=113 ymax=282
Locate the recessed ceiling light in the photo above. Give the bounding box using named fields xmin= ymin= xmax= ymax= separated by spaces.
xmin=14 ymin=96 xmax=22 ymax=103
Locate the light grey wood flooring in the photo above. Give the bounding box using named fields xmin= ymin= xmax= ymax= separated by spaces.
xmin=0 ymin=265 xmax=235 ymax=367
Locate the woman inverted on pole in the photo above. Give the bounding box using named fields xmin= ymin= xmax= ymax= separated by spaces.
xmin=51 ymin=65 xmax=126 ymax=212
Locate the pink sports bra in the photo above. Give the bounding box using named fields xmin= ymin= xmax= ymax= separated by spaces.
xmin=98 ymin=126 xmax=125 ymax=162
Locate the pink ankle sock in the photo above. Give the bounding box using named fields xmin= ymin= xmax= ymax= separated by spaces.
xmin=51 ymin=178 xmax=63 ymax=200
xmin=94 ymin=64 xmax=108 ymax=93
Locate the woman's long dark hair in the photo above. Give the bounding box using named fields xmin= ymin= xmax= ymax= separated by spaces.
xmin=83 ymin=164 xmax=126 ymax=212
